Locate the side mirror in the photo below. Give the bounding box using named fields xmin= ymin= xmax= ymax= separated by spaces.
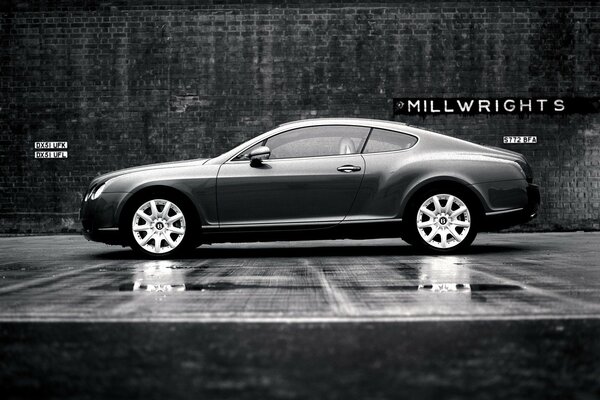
xmin=249 ymin=146 xmax=270 ymax=167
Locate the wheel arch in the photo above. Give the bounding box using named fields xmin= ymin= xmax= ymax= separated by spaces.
xmin=117 ymin=185 xmax=202 ymax=237
xmin=401 ymin=178 xmax=486 ymax=226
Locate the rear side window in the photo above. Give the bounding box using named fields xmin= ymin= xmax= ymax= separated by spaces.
xmin=363 ymin=128 xmax=417 ymax=153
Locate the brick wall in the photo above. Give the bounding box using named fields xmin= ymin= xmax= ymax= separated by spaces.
xmin=1 ymin=1 xmax=599 ymax=233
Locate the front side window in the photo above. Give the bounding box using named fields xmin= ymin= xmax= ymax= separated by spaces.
xmin=265 ymin=126 xmax=371 ymax=159
xmin=363 ymin=128 xmax=418 ymax=153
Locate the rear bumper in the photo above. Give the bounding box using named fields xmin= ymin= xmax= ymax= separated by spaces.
xmin=482 ymin=184 xmax=540 ymax=231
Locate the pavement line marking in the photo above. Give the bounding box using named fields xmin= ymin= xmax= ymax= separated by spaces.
xmin=464 ymin=264 xmax=600 ymax=310
xmin=0 ymin=263 xmax=112 ymax=295
xmin=311 ymin=261 xmax=358 ymax=316
xmin=0 ymin=314 xmax=599 ymax=323
xmin=0 ymin=260 xmax=28 ymax=266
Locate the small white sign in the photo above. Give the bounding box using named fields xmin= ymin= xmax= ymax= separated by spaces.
xmin=34 ymin=141 xmax=68 ymax=149
xmin=503 ymin=136 xmax=537 ymax=144
xmin=34 ymin=151 xmax=68 ymax=159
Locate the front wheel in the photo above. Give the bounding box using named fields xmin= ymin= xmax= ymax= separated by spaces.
xmin=407 ymin=191 xmax=478 ymax=253
xmin=128 ymin=197 xmax=193 ymax=257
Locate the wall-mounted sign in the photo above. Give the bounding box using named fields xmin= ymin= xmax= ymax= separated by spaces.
xmin=33 ymin=142 xmax=68 ymax=159
xmin=503 ymin=136 xmax=537 ymax=144
xmin=393 ymin=97 xmax=600 ymax=116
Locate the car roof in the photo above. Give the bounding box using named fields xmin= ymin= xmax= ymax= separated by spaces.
xmin=272 ymin=118 xmax=439 ymax=138
xmin=276 ymin=118 xmax=407 ymax=130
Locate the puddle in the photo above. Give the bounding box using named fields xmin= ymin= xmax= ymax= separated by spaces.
xmin=417 ymin=283 xmax=523 ymax=292
xmin=102 ymin=282 xmax=523 ymax=293
xmin=418 ymin=283 xmax=470 ymax=292
xmin=114 ymin=282 xmax=322 ymax=292
xmin=131 ymin=283 xmax=186 ymax=292
xmin=468 ymin=284 xmax=523 ymax=291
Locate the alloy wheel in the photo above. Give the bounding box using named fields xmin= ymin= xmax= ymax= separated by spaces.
xmin=131 ymin=199 xmax=186 ymax=255
xmin=416 ymin=194 xmax=471 ymax=249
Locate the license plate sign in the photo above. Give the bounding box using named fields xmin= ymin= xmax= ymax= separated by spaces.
xmin=503 ymin=136 xmax=537 ymax=144
xmin=35 ymin=151 xmax=68 ymax=159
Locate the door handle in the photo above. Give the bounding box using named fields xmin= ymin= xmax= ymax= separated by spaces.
xmin=337 ymin=165 xmax=362 ymax=173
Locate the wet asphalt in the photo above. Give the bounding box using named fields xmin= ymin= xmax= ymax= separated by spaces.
xmin=0 ymin=232 xmax=599 ymax=399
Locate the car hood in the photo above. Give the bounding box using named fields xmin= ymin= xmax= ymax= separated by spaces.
xmin=89 ymin=158 xmax=209 ymax=187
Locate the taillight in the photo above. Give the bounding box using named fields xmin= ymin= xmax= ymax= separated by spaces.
xmin=515 ymin=159 xmax=533 ymax=183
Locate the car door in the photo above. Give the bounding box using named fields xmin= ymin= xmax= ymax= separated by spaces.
xmin=345 ymin=127 xmax=420 ymax=220
xmin=216 ymin=125 xmax=370 ymax=226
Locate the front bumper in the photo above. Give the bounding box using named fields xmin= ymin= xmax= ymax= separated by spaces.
xmin=80 ymin=192 xmax=129 ymax=245
xmin=82 ymin=227 xmax=123 ymax=245
xmin=482 ymin=184 xmax=540 ymax=231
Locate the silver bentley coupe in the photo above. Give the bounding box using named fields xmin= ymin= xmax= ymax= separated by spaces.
xmin=81 ymin=118 xmax=540 ymax=257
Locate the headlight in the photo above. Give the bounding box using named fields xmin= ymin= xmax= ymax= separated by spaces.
xmin=91 ymin=183 xmax=106 ymax=200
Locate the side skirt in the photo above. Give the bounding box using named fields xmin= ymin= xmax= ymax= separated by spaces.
xmin=200 ymin=220 xmax=404 ymax=244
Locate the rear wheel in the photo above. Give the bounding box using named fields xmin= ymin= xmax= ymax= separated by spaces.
xmin=128 ymin=197 xmax=194 ymax=258
xmin=406 ymin=191 xmax=478 ymax=253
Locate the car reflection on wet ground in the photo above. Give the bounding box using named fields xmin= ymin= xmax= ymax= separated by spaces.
xmin=0 ymin=232 xmax=599 ymax=399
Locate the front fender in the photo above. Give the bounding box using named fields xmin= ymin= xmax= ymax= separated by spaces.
xmin=105 ymin=164 xmax=220 ymax=226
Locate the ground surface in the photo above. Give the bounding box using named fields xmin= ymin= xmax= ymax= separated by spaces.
xmin=0 ymin=233 xmax=599 ymax=399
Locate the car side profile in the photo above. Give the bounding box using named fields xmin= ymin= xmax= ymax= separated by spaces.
xmin=80 ymin=118 xmax=540 ymax=257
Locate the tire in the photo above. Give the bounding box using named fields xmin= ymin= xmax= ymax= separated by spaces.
xmin=126 ymin=195 xmax=196 ymax=258
xmin=405 ymin=189 xmax=478 ymax=253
